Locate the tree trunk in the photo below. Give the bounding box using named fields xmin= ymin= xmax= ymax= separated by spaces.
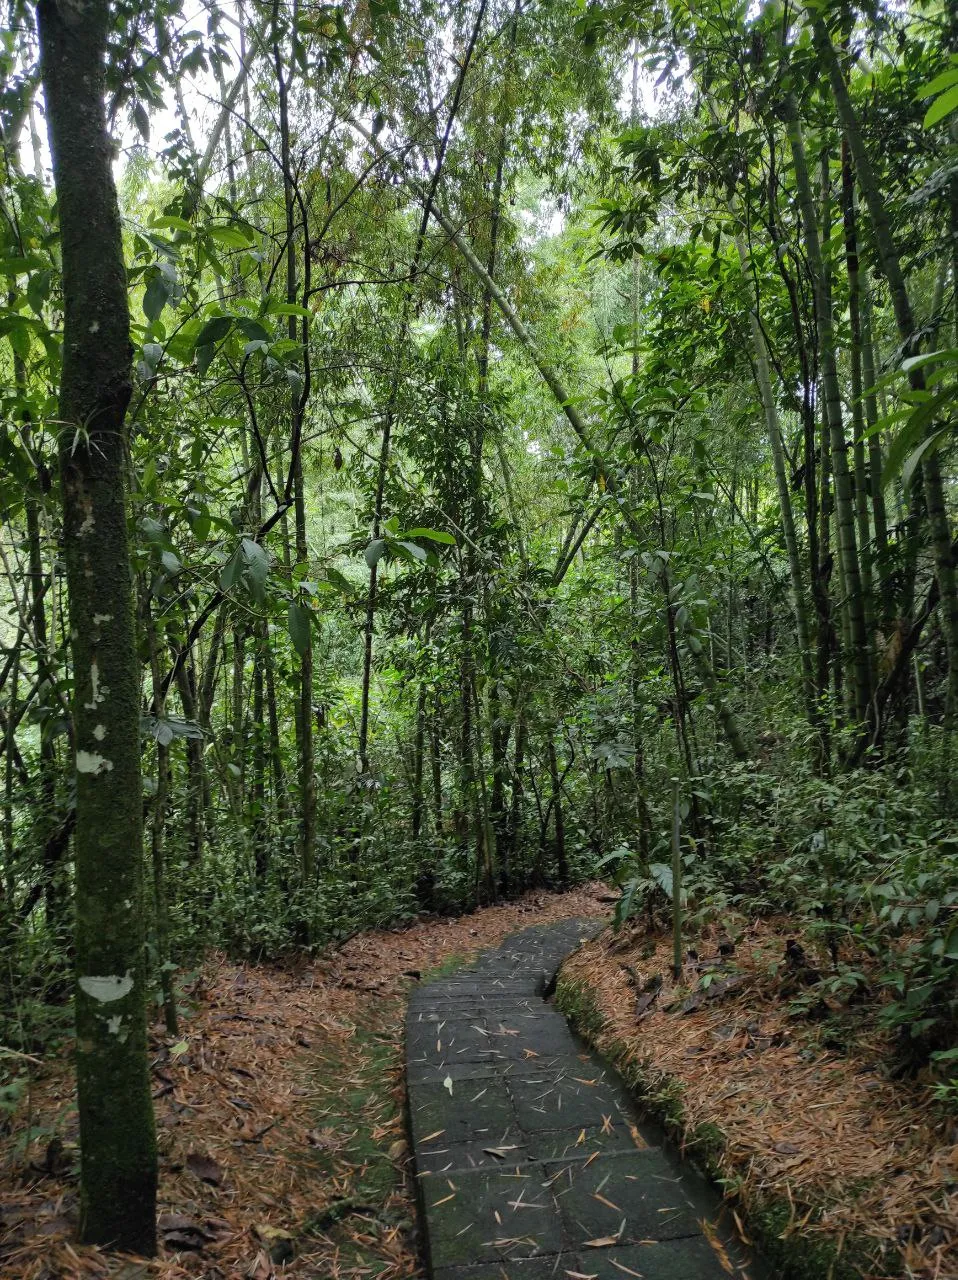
xmin=146 ymin=608 xmax=178 ymax=1037
xmin=841 ymin=140 xmax=877 ymax=687
xmin=546 ymin=735 xmax=567 ymax=887
xmin=430 ymin=694 xmax=444 ymax=838
xmin=3 ymin=646 xmax=18 ymax=903
xmin=411 ymin=679 xmax=426 ymax=841
xmin=174 ymin=653 xmax=206 ymax=868
xmin=251 ymin=626 xmax=267 ymax=877
xmin=25 ymin=451 xmax=63 ymax=935
xmin=732 ymin=227 xmax=817 ymax=723
xmin=37 ymin=0 xmax=157 ymax=1251
xmin=784 ymin=99 xmax=872 ymax=724
xmin=860 ymin=285 xmax=891 ymax=628
xmin=270 ymin=4 xmax=315 ymax=881
xmin=815 ymin=18 xmax=958 ymax=763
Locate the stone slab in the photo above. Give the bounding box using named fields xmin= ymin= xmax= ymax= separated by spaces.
xmin=544 ymin=1150 xmax=699 ymax=1244
xmin=423 ymin=1164 xmax=562 ymax=1269
xmin=571 ymin=1238 xmax=738 ymax=1279
xmin=507 ymin=1072 xmax=629 ymax=1133
xmin=525 ymin=1121 xmax=638 ymax=1163
xmin=409 ymin=1077 xmax=516 ymax=1148
xmin=407 ymin=920 xmax=749 ymax=1280
xmin=433 ymin=1258 xmax=577 ymax=1280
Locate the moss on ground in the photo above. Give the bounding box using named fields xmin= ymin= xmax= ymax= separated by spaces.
xmin=300 ymin=1001 xmax=413 ymax=1272
xmin=555 ymin=971 xmax=900 ymax=1280
xmin=421 ymin=952 xmax=473 ymax=981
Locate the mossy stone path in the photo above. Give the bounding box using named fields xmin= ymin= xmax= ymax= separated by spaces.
xmin=406 ymin=919 xmax=754 ymax=1280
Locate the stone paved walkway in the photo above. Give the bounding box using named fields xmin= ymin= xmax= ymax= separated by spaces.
xmin=405 ymin=919 xmax=754 ymax=1280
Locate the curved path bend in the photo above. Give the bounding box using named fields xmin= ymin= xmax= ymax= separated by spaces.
xmin=405 ymin=919 xmax=755 ymax=1280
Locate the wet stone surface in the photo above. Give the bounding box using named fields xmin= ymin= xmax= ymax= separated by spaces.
xmin=406 ymin=920 xmax=754 ymax=1280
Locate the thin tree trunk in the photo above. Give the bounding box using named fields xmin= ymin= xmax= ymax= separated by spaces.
xmin=784 ymin=100 xmax=872 ymax=724
xmin=546 ymin=735 xmax=567 ymax=887
xmin=24 ymin=433 xmax=62 ymax=932
xmin=732 ymin=227 xmax=816 ymax=722
xmin=263 ymin=638 xmax=289 ymax=829
xmin=251 ymin=627 xmax=267 ymax=877
xmin=861 ymin=285 xmax=891 ymax=627
xmin=471 ymin=674 xmax=496 ymax=902
xmin=506 ymin=705 xmax=527 ymax=888
xmin=274 ymin=10 xmax=316 ymax=882
xmin=815 ymin=19 xmax=958 ymax=763
xmin=174 ymin=654 xmax=206 ymax=868
xmin=412 ymin=679 xmax=426 ymax=840
xmin=146 ymin=608 xmax=178 ymax=1037
xmin=3 ymin=645 xmax=18 ymax=902
xmin=231 ymin=624 xmax=246 ymax=794
xmin=841 ymin=140 xmax=877 ymax=689
xmin=430 ymin=694 xmax=444 ymax=839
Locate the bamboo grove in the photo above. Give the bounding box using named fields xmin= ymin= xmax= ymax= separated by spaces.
xmin=0 ymin=0 xmax=957 ymax=1249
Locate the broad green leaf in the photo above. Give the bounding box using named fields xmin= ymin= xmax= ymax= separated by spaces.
xmin=235 ymin=318 xmax=271 ymax=343
xmin=883 ymin=395 xmax=951 ymax=486
xmin=900 ymin=348 xmax=958 ymax=374
xmin=139 ymin=516 xmax=165 ymax=542
xmin=208 ymin=224 xmax=254 ymax=248
xmin=288 ymin=601 xmax=311 ymax=657
xmin=325 ymin=566 xmax=354 ymax=595
xmin=153 ymin=215 xmax=194 ymax=233
xmin=219 ymin=545 xmax=243 ymax=591
xmin=143 ymin=274 xmax=169 ymax=322
xmin=0 ymin=254 xmax=46 ymax=275
xmin=133 ymin=102 xmax=150 ymax=141
xmin=924 ymin=84 xmax=958 ymax=128
xmin=27 ymin=269 xmax=51 ymax=315
xmin=902 ymin=428 xmax=952 ymax=489
xmin=649 ymin=861 xmax=673 ymax=896
xmin=194 ymin=316 xmax=234 ymax=348
xmin=241 ymin=537 xmax=269 ymax=602
xmin=403 ymin=527 xmax=456 ymax=545
xmin=917 ymin=68 xmax=958 ymax=99
xmin=265 ymin=301 xmax=312 ymax=318
xmin=365 ymin=538 xmax=386 ymax=568
xmin=397 ymin=540 xmax=428 ymax=562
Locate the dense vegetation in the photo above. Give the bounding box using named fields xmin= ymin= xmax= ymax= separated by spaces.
xmin=0 ymin=0 xmax=957 ymax=1252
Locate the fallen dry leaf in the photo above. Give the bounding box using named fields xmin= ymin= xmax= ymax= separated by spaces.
xmin=186 ymin=1150 xmax=224 ymax=1185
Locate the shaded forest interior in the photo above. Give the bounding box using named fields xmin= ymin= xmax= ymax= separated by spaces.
xmin=1 ymin=0 xmax=958 ymax=1264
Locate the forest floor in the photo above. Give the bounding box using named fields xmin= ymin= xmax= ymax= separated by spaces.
xmin=559 ymin=921 xmax=958 ymax=1280
xmin=3 ymin=891 xmax=957 ymax=1279
xmin=0 ymin=884 xmax=606 ymax=1279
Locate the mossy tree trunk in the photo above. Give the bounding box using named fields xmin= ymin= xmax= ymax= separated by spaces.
xmin=37 ymin=0 xmax=157 ymax=1254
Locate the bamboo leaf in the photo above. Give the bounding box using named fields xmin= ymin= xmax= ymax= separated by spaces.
xmin=923 ymin=84 xmax=958 ymax=129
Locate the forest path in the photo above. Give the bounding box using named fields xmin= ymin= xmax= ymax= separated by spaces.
xmin=405 ymin=920 xmax=753 ymax=1280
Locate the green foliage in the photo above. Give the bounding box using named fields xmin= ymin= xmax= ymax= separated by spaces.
xmin=0 ymin=0 xmax=956 ymax=1142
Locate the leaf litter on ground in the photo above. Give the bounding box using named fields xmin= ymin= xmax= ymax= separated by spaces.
xmin=0 ymin=883 xmax=606 ymax=1278
xmin=562 ymin=920 xmax=958 ymax=1280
